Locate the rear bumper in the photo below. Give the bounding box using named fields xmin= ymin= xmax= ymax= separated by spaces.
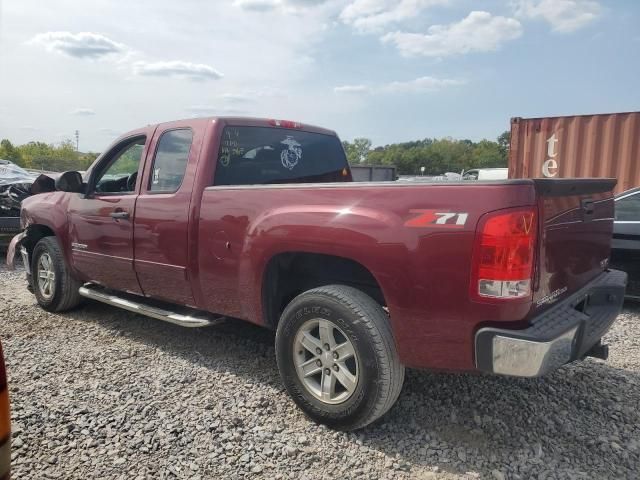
xmin=475 ymin=269 xmax=627 ymax=377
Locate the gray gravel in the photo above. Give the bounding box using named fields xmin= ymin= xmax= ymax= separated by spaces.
xmin=1 ymin=264 xmax=640 ymax=479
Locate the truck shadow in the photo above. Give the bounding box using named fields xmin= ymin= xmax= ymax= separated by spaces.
xmin=68 ymin=299 xmax=640 ymax=478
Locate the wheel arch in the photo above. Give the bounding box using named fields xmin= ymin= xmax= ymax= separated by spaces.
xmin=22 ymin=224 xmax=56 ymax=266
xmin=261 ymin=251 xmax=387 ymax=330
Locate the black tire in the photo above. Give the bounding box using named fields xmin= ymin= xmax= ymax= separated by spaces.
xmin=31 ymin=236 xmax=83 ymax=312
xmin=275 ymin=285 xmax=405 ymax=430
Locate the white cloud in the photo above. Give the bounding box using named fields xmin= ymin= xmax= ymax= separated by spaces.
xmin=335 ymin=75 xmax=464 ymax=94
xmin=219 ymin=93 xmax=253 ymax=103
xmin=71 ymin=108 xmax=95 ymax=116
xmin=334 ymin=85 xmax=373 ymax=94
xmin=98 ymin=128 xmax=122 ymax=137
xmin=186 ymin=105 xmax=248 ymax=117
xmin=381 ymin=76 xmax=465 ymax=92
xmin=29 ymin=31 xmax=126 ymax=59
xmin=340 ymin=0 xmax=451 ymax=33
xmin=382 ymin=11 xmax=523 ymax=57
xmin=133 ymin=61 xmax=223 ymax=81
xmin=513 ymin=0 xmax=602 ymax=33
xmin=233 ymin=0 xmax=327 ymax=12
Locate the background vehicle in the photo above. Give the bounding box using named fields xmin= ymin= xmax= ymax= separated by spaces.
xmin=0 ymin=160 xmax=35 ymax=248
xmin=461 ymin=168 xmax=508 ymax=180
xmin=509 ymin=111 xmax=640 ymax=194
xmin=0 ymin=340 xmax=10 ymax=479
xmin=7 ymin=117 xmax=626 ymax=430
xmin=350 ymin=165 xmax=396 ymax=182
xmin=611 ymin=187 xmax=640 ymax=299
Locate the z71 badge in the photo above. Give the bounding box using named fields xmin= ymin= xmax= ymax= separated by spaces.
xmin=404 ymin=209 xmax=469 ymax=228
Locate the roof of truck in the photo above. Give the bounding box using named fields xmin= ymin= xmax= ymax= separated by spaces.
xmin=151 ymin=116 xmax=338 ymax=137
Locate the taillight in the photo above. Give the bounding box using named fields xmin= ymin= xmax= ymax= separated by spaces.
xmin=268 ymin=119 xmax=302 ymax=129
xmin=471 ymin=207 xmax=537 ymax=300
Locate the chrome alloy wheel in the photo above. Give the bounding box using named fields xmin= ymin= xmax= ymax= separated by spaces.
xmin=37 ymin=252 xmax=55 ymax=300
xmin=293 ymin=318 xmax=359 ymax=405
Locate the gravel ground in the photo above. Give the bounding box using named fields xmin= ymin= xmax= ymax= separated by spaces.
xmin=1 ymin=263 xmax=640 ymax=480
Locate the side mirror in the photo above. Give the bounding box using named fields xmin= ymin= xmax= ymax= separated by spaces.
xmin=55 ymin=171 xmax=85 ymax=193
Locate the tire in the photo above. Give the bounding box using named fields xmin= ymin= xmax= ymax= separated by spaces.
xmin=275 ymin=285 xmax=405 ymax=430
xmin=31 ymin=236 xmax=83 ymax=312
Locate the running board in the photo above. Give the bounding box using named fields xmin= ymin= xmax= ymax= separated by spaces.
xmin=78 ymin=285 xmax=224 ymax=328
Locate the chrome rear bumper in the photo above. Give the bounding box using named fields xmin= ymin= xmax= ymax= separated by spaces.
xmin=475 ymin=269 xmax=627 ymax=377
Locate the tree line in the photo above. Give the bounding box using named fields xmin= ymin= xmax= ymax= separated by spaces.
xmin=0 ymin=139 xmax=99 ymax=172
xmin=2 ymin=131 xmax=511 ymax=176
xmin=343 ymin=131 xmax=510 ymax=176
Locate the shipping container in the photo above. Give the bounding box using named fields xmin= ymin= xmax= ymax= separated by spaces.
xmin=509 ymin=111 xmax=640 ymax=194
xmin=350 ymin=165 xmax=397 ymax=182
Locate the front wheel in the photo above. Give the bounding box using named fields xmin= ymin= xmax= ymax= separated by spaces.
xmin=275 ymin=285 xmax=404 ymax=430
xmin=32 ymin=236 xmax=83 ymax=312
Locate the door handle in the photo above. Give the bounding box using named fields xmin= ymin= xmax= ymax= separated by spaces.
xmin=110 ymin=210 xmax=130 ymax=220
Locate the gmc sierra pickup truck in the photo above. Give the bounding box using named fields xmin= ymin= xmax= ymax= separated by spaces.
xmin=6 ymin=117 xmax=627 ymax=430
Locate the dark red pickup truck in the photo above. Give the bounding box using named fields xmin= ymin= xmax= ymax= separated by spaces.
xmin=7 ymin=117 xmax=627 ymax=430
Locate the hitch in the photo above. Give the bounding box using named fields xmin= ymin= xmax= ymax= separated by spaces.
xmin=585 ymin=341 xmax=609 ymax=360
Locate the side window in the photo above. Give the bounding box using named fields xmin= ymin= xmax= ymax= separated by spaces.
xmin=149 ymin=129 xmax=193 ymax=193
xmin=616 ymin=192 xmax=640 ymax=221
xmin=94 ymin=137 xmax=146 ymax=194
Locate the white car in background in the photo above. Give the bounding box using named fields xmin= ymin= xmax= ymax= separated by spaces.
xmin=462 ymin=168 xmax=509 ymax=181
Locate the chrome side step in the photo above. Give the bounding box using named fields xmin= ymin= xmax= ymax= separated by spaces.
xmin=78 ymin=284 xmax=224 ymax=328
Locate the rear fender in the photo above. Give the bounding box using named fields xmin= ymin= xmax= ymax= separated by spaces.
xmin=240 ymin=205 xmax=410 ymax=326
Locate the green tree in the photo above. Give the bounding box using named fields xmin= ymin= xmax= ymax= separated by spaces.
xmin=343 ymin=138 xmax=372 ymax=165
xmin=497 ymin=130 xmax=510 ymax=158
xmin=0 ymin=139 xmax=23 ymax=165
xmin=471 ymin=139 xmax=506 ymax=168
xmin=17 ymin=140 xmax=85 ymax=171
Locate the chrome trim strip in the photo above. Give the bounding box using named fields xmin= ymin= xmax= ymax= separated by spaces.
xmin=615 ymin=191 xmax=640 ymax=202
xmin=78 ymin=285 xmax=221 ymax=328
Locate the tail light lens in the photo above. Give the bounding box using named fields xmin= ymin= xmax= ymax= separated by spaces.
xmin=471 ymin=207 xmax=537 ymax=300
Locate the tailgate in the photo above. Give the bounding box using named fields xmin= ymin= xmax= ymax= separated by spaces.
xmin=533 ymin=178 xmax=616 ymax=310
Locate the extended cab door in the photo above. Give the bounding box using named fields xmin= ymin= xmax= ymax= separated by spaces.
xmin=68 ymin=132 xmax=153 ymax=293
xmin=133 ymin=121 xmax=202 ymax=306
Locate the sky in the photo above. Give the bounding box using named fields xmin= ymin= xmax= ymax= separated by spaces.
xmin=0 ymin=0 xmax=638 ymax=152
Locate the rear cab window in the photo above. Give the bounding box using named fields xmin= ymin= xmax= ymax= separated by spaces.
xmin=213 ymin=126 xmax=351 ymax=186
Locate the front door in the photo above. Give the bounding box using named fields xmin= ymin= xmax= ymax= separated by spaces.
xmin=68 ymin=134 xmax=150 ymax=293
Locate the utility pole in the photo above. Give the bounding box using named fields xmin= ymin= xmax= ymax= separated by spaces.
xmin=75 ymin=130 xmax=79 ymax=152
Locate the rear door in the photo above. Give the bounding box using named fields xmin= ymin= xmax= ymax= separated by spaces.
xmin=532 ymin=179 xmax=617 ymax=310
xmin=133 ymin=122 xmax=201 ymax=306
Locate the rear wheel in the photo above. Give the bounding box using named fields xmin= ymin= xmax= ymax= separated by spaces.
xmin=275 ymin=285 xmax=404 ymax=430
xmin=32 ymin=237 xmax=83 ymax=312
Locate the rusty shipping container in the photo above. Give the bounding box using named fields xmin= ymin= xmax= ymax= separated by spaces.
xmin=509 ymin=111 xmax=640 ymax=194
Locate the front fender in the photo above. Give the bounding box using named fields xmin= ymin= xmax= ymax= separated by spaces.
xmin=18 ymin=192 xmax=72 ymax=266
